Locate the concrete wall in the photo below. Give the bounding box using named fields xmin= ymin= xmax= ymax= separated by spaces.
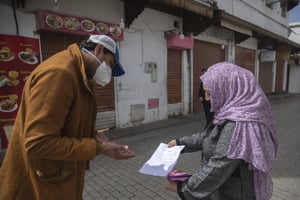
xmin=116 ymin=8 xmax=182 ymax=127
xmin=0 ymin=4 xmax=36 ymax=38
xmin=217 ymin=0 xmax=290 ymax=38
xmin=23 ymin=0 xmax=122 ymax=24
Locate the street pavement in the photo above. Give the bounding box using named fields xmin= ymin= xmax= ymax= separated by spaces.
xmin=83 ymin=94 xmax=300 ymax=200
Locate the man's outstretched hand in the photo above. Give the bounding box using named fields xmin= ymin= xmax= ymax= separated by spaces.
xmin=95 ymin=128 xmax=111 ymax=143
xmin=99 ymin=142 xmax=136 ymax=160
xmin=95 ymin=128 xmax=136 ymax=159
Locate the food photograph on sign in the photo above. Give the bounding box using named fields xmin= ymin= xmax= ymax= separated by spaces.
xmin=0 ymin=98 xmax=18 ymax=113
xmin=109 ymin=25 xmax=122 ymax=37
xmin=64 ymin=17 xmax=80 ymax=30
xmin=46 ymin=14 xmax=63 ymax=29
xmin=7 ymin=71 xmax=20 ymax=87
xmin=38 ymin=10 xmax=124 ymax=40
xmin=0 ymin=95 xmax=18 ymax=113
xmin=18 ymin=51 xmax=38 ymax=65
xmin=0 ymin=47 xmax=15 ymax=62
xmin=0 ymin=71 xmax=20 ymax=88
xmin=0 ymin=75 xmax=10 ymax=88
xmin=96 ymin=23 xmax=109 ymax=34
xmin=81 ymin=19 xmax=95 ymax=32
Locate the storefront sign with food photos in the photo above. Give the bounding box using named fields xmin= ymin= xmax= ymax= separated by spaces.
xmin=36 ymin=10 xmax=124 ymax=41
xmin=0 ymin=34 xmax=41 ymax=148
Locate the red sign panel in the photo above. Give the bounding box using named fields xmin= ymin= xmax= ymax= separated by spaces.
xmin=166 ymin=35 xmax=194 ymax=50
xmin=148 ymin=98 xmax=159 ymax=109
xmin=0 ymin=34 xmax=41 ymax=148
xmin=36 ymin=10 xmax=124 ymax=41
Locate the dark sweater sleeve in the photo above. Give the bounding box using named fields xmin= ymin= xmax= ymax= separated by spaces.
xmin=177 ymin=122 xmax=240 ymax=199
xmin=176 ymin=131 xmax=205 ymax=153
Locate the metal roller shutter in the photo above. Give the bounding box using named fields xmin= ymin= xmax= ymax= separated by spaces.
xmin=167 ymin=49 xmax=182 ymax=104
xmin=193 ymin=40 xmax=225 ymax=114
xmin=259 ymin=62 xmax=273 ymax=94
xmin=167 ymin=49 xmax=182 ymax=117
xmin=235 ymin=46 xmax=255 ymax=73
xmin=275 ymin=60 xmax=284 ymax=93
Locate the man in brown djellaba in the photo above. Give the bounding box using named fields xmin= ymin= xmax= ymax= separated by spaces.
xmin=0 ymin=35 xmax=136 ymax=200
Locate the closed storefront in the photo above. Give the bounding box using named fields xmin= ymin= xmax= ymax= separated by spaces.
xmin=193 ymin=40 xmax=225 ymax=114
xmin=275 ymin=60 xmax=284 ymax=93
xmin=259 ymin=50 xmax=276 ymax=94
xmin=235 ymin=46 xmax=255 ymax=73
xmin=40 ymin=31 xmax=116 ymax=128
xmin=167 ymin=48 xmax=182 ymax=117
xmin=259 ymin=62 xmax=274 ymax=94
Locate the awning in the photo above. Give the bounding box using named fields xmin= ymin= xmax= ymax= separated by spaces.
xmin=220 ymin=20 xmax=252 ymax=36
xmin=155 ymin=0 xmax=216 ymax=35
xmin=157 ymin=0 xmax=214 ymax=19
xmin=215 ymin=9 xmax=300 ymax=50
xmin=121 ymin=0 xmax=215 ymax=35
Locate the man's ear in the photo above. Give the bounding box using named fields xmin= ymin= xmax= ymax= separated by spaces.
xmin=95 ymin=44 xmax=104 ymax=56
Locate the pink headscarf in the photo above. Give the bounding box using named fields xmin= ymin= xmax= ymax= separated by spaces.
xmin=200 ymin=62 xmax=278 ymax=200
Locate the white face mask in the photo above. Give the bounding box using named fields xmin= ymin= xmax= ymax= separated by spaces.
xmin=82 ymin=48 xmax=112 ymax=87
xmin=93 ymin=62 xmax=112 ymax=87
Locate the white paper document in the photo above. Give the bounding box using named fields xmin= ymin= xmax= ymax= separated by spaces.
xmin=139 ymin=143 xmax=185 ymax=176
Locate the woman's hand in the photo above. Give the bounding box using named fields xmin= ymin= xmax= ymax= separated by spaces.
xmin=165 ymin=181 xmax=177 ymax=192
xmin=168 ymin=139 xmax=177 ymax=147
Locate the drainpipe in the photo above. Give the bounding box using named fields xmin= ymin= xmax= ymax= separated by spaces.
xmin=10 ymin=0 xmax=19 ymax=36
xmin=187 ymin=49 xmax=193 ymax=114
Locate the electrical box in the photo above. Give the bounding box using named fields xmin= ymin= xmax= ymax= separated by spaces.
xmin=150 ymin=63 xmax=157 ymax=82
xmin=144 ymin=62 xmax=152 ymax=73
xmin=144 ymin=62 xmax=158 ymax=83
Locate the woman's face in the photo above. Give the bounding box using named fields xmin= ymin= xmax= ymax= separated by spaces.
xmin=203 ymin=85 xmax=211 ymax=101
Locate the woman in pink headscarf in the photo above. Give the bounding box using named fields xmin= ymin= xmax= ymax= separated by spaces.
xmin=166 ymin=62 xmax=278 ymax=200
